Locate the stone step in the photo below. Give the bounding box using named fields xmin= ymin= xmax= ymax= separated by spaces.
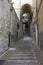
xmin=7 ymin=59 xmax=40 ymax=64
xmin=11 ymin=52 xmax=36 ymax=54
xmin=5 ymin=63 xmax=40 ymax=65
xmin=11 ymin=54 xmax=36 ymax=57
xmin=9 ymin=56 xmax=37 ymax=60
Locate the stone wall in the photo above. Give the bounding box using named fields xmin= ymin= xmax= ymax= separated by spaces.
xmin=0 ymin=0 xmax=20 ymax=52
xmin=38 ymin=0 xmax=43 ymax=51
xmin=0 ymin=0 xmax=11 ymax=53
xmin=33 ymin=0 xmax=43 ymax=51
xmin=10 ymin=7 xmax=19 ymax=42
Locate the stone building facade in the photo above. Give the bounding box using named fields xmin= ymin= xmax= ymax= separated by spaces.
xmin=0 ymin=0 xmax=19 ymax=53
xmin=33 ymin=0 xmax=43 ymax=51
xmin=38 ymin=0 xmax=43 ymax=51
xmin=10 ymin=5 xmax=19 ymax=43
xmin=0 ymin=0 xmax=11 ymax=52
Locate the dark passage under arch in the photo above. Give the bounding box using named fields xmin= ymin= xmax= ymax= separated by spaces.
xmin=20 ymin=4 xmax=33 ymax=37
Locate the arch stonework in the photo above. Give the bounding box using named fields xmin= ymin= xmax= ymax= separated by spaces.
xmin=20 ymin=4 xmax=33 ymax=20
xmin=20 ymin=4 xmax=33 ymax=37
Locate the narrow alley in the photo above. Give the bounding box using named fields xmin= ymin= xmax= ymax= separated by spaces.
xmin=0 ymin=0 xmax=43 ymax=65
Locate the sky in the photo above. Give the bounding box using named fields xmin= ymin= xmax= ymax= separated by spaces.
xmin=12 ymin=0 xmax=33 ymax=8
xmin=12 ymin=0 xmax=33 ymax=19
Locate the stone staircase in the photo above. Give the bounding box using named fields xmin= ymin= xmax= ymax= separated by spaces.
xmin=6 ymin=51 xmax=40 ymax=65
xmin=1 ymin=37 xmax=41 ymax=65
xmin=5 ymin=47 xmax=40 ymax=65
xmin=7 ymin=52 xmax=40 ymax=65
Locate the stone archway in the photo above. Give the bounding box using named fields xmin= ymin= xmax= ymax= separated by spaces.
xmin=20 ymin=4 xmax=32 ymax=20
xmin=20 ymin=4 xmax=33 ymax=37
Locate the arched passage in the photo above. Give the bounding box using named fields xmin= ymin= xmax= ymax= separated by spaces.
xmin=20 ymin=4 xmax=33 ymax=37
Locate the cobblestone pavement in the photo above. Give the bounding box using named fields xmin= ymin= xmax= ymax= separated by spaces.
xmin=0 ymin=37 xmax=41 ymax=65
